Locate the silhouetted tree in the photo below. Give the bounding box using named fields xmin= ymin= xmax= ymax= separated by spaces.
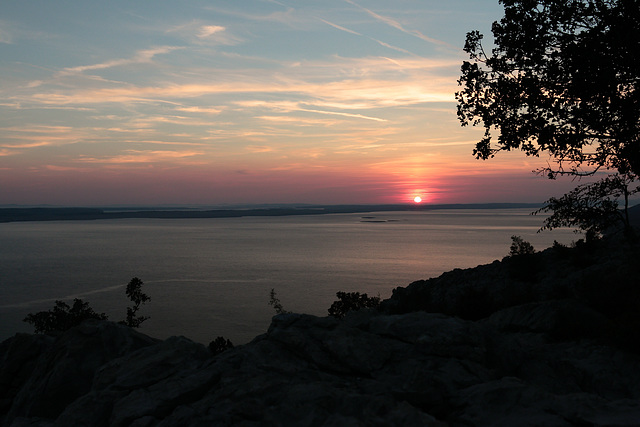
xmin=535 ymin=174 xmax=638 ymax=237
xmin=268 ymin=288 xmax=290 ymax=315
xmin=121 ymin=277 xmax=150 ymax=328
xmin=208 ymin=336 xmax=234 ymax=355
xmin=457 ymin=0 xmax=640 ymax=179
xmin=328 ymin=291 xmax=380 ymax=319
xmin=23 ymin=299 xmax=108 ymax=334
xmin=509 ymin=235 xmax=536 ymax=257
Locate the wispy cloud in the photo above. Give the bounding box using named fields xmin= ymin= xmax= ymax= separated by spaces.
xmin=77 ymin=150 xmax=204 ymax=164
xmin=166 ymin=20 xmax=243 ymax=45
xmin=319 ymin=19 xmax=362 ymax=36
xmin=0 ymin=25 xmax=12 ymax=44
xmin=174 ymin=106 xmax=223 ymax=114
xmin=197 ymin=25 xmax=226 ymax=38
xmin=295 ymin=107 xmax=387 ymax=122
xmin=344 ymin=0 xmax=457 ymax=50
xmin=320 ymin=18 xmax=417 ymax=56
xmin=62 ymin=46 xmax=181 ymax=74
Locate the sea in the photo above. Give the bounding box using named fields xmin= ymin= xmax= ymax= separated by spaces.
xmin=0 ymin=208 xmax=578 ymax=345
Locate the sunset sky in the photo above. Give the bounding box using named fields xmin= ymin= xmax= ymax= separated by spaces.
xmin=1 ymin=0 xmax=584 ymax=206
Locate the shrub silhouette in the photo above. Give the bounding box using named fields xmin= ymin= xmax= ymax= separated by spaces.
xmin=509 ymin=235 xmax=535 ymax=257
xmin=24 ymin=277 xmax=150 ymax=333
xmin=23 ymin=299 xmax=108 ymax=334
xmin=268 ymin=288 xmax=290 ymax=314
xmin=328 ymin=291 xmax=380 ymax=319
xmin=209 ymin=336 xmax=234 ymax=355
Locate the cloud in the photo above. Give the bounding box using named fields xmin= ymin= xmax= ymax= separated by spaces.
xmin=77 ymin=150 xmax=204 ymax=164
xmin=62 ymin=46 xmax=181 ymax=75
xmin=320 ymin=19 xmax=362 ymax=36
xmin=174 ymin=106 xmax=223 ymax=114
xmin=256 ymin=115 xmax=342 ymax=127
xmin=295 ymin=107 xmax=387 ymax=122
xmin=27 ymin=73 xmax=455 ymax=108
xmin=245 ymin=145 xmax=274 ymax=153
xmin=320 ymin=18 xmax=417 ymax=56
xmin=0 ymin=26 xmax=12 ymax=44
xmin=197 ymin=25 xmax=226 ymax=38
xmin=344 ymin=0 xmax=457 ymax=50
xmin=167 ymin=20 xmax=242 ymax=45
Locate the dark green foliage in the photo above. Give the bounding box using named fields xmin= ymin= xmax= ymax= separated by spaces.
xmin=328 ymin=291 xmax=380 ymax=319
xmin=268 ymin=288 xmax=290 ymax=315
xmin=121 ymin=277 xmax=150 ymax=328
xmin=23 ymin=299 xmax=108 ymax=334
xmin=209 ymin=336 xmax=234 ymax=355
xmin=457 ymin=0 xmax=640 ymax=179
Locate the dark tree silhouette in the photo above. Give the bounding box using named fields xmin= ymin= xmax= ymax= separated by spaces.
xmin=23 ymin=299 xmax=108 ymax=334
xmin=268 ymin=288 xmax=290 ymax=315
xmin=24 ymin=277 xmax=152 ymax=334
xmin=121 ymin=277 xmax=150 ymax=328
xmin=509 ymin=235 xmax=536 ymax=257
xmin=456 ymin=0 xmax=640 ymax=179
xmin=328 ymin=291 xmax=380 ymax=319
xmin=208 ymin=336 xmax=234 ymax=355
xmin=535 ymin=173 xmax=639 ymax=236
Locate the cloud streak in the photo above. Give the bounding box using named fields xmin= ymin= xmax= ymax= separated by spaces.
xmin=62 ymin=46 xmax=182 ymax=75
xmin=344 ymin=0 xmax=457 ymax=50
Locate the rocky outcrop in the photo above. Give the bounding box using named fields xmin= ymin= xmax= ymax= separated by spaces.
xmin=2 ymin=236 xmax=640 ymax=426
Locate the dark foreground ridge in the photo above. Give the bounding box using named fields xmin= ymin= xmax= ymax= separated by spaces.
xmin=0 ymin=203 xmax=540 ymax=223
xmin=2 ymin=233 xmax=640 ymax=426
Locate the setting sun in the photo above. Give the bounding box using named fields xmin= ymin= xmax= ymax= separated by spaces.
xmin=413 ymin=196 xmax=422 ymax=203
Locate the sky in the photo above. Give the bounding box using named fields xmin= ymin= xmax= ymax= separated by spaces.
xmin=0 ymin=0 xmax=584 ymax=206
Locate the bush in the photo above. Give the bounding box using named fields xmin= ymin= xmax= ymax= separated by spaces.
xmin=509 ymin=235 xmax=535 ymax=257
xmin=23 ymin=299 xmax=108 ymax=334
xmin=328 ymin=291 xmax=380 ymax=319
xmin=25 ymin=277 xmax=150 ymax=333
xmin=268 ymin=288 xmax=290 ymax=315
xmin=209 ymin=336 xmax=234 ymax=355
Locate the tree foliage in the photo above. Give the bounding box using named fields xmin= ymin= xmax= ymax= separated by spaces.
xmin=208 ymin=336 xmax=234 ymax=355
xmin=24 ymin=277 xmax=150 ymax=333
xmin=509 ymin=235 xmax=536 ymax=257
xmin=328 ymin=291 xmax=380 ymax=319
xmin=268 ymin=288 xmax=290 ymax=315
xmin=456 ymin=0 xmax=640 ymax=178
xmin=23 ymin=299 xmax=108 ymax=334
xmin=535 ymin=173 xmax=639 ymax=235
xmin=121 ymin=277 xmax=151 ymax=328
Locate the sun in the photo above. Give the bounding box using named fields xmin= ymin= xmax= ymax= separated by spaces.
xmin=413 ymin=196 xmax=422 ymax=203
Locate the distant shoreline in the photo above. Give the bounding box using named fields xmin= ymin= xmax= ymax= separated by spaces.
xmin=0 ymin=203 xmax=542 ymax=223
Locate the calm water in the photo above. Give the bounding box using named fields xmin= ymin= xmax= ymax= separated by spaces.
xmin=0 ymin=209 xmax=577 ymax=344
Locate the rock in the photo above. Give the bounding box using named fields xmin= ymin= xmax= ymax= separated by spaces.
xmin=0 ymin=333 xmax=54 ymax=417
xmin=55 ymin=336 xmax=212 ymax=427
xmin=483 ymin=299 xmax=617 ymax=341
xmin=3 ymin=320 xmax=158 ymax=425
